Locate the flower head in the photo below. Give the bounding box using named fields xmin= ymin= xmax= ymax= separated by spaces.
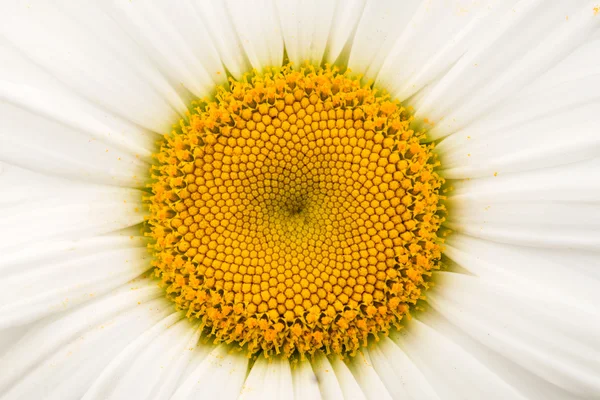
xmin=0 ymin=1 xmax=599 ymax=399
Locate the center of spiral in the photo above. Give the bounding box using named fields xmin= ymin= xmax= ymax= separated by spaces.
xmin=147 ymin=64 xmax=445 ymax=358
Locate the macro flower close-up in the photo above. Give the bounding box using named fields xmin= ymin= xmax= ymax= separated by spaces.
xmin=1 ymin=1 xmax=599 ymax=399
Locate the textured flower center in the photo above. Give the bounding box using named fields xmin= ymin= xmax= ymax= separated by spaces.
xmin=147 ymin=64 xmax=444 ymax=357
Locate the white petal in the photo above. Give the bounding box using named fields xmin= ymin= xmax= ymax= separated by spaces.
xmin=0 ymin=174 xmax=144 ymax=251
xmin=292 ymin=359 xmax=322 ymax=400
xmin=368 ymin=337 xmax=439 ymax=400
xmin=0 ymin=325 xmax=30 ymax=359
xmin=370 ymin=0 xmax=519 ymax=100
xmin=348 ymin=0 xmax=422 ymax=81
xmin=346 ymin=350 xmax=393 ymax=400
xmin=391 ymin=319 xmax=527 ymax=400
xmin=146 ymin=333 xmax=208 ymax=400
xmin=418 ymin=309 xmax=583 ymax=400
xmin=328 ymin=355 xmax=368 ymax=400
xmin=437 ymin=37 xmax=600 ymax=177
xmin=104 ymin=1 xmax=226 ymax=100
xmin=0 ymin=234 xmax=150 ymax=329
xmin=189 ymin=1 xmax=251 ymax=79
xmin=446 ymin=158 xmax=600 ymax=203
xmin=427 ymin=272 xmax=600 ymax=397
xmin=444 ymin=233 xmax=600 ymax=315
xmin=310 ymin=352 xmax=350 ymax=400
xmin=82 ymin=316 xmax=201 ymax=400
xmin=239 ymin=356 xmax=294 ymax=400
xmin=526 ymin=35 xmax=600 ymax=92
xmin=0 ymin=162 xmax=82 ymax=206
xmin=437 ymin=102 xmax=600 ymax=179
xmin=323 ymin=0 xmax=367 ymax=65
xmin=226 ymin=0 xmax=284 ymax=71
xmin=276 ymin=0 xmax=336 ymax=66
xmin=444 ymin=157 xmax=600 ymax=250
xmin=0 ymin=95 xmax=150 ymax=186
xmin=170 ymin=345 xmax=249 ymax=400
xmin=0 ymin=2 xmax=184 ymax=134
xmin=445 ymin=199 xmax=600 ymax=250
xmin=0 ymin=279 xmax=169 ymax=399
xmin=0 ymin=33 xmax=160 ymax=174
xmin=415 ymin=1 xmax=598 ymax=137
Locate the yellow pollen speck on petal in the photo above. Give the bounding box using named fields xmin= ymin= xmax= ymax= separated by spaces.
xmin=146 ymin=63 xmax=445 ymax=358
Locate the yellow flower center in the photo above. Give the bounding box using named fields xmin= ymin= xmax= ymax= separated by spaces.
xmin=147 ymin=64 xmax=444 ymax=358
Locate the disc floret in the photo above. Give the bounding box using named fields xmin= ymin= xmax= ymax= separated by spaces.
xmin=147 ymin=64 xmax=445 ymax=357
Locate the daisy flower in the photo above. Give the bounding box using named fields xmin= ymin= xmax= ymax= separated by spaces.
xmin=1 ymin=1 xmax=599 ymax=399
